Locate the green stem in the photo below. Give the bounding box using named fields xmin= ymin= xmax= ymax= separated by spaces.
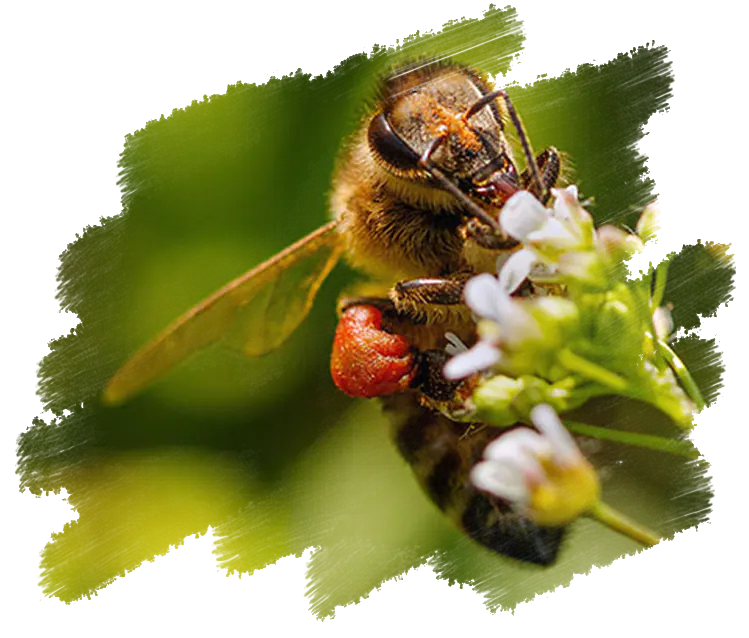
xmin=652 ymin=260 xmax=670 ymax=309
xmin=658 ymin=340 xmax=706 ymax=411
xmin=586 ymin=501 xmax=744 ymax=554
xmin=558 ymin=349 xmax=628 ymax=392
xmin=632 ymin=277 xmax=657 ymax=327
xmin=587 ymin=501 xmax=660 ymax=547
xmin=563 ymin=420 xmax=699 ymax=459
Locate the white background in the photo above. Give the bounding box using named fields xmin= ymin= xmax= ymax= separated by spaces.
xmin=0 ymin=0 xmax=746 ymax=636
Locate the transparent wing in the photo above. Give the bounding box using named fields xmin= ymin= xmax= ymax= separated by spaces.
xmin=104 ymin=221 xmax=342 ymax=404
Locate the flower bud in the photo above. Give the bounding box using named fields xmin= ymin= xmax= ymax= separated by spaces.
xmin=557 ymin=250 xmax=606 ymax=287
xmin=652 ymin=306 xmax=674 ymax=342
xmin=551 ymin=186 xmax=595 ymax=246
xmin=596 ymin=225 xmax=648 ymax=283
xmin=594 ymin=296 xmax=642 ymax=362
xmin=525 ymin=297 xmax=580 ymax=351
xmin=635 ymin=201 xmax=679 ymax=267
xmin=635 ymin=201 xmax=661 ymax=244
xmin=472 ymin=375 xmax=525 ymax=426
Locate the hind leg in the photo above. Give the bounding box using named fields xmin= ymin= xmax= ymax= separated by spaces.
xmin=330 ymin=304 xmax=418 ymax=398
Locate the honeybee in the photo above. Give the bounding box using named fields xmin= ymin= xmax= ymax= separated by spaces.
xmin=105 ymin=60 xmax=565 ymax=564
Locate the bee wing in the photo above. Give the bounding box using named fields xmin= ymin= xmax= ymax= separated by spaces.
xmin=104 ymin=220 xmax=342 ymax=405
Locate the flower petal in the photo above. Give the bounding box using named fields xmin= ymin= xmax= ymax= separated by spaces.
xmin=529 ymin=404 xmax=580 ymax=466
xmin=470 ymin=460 xmax=530 ymax=507
xmin=550 ymin=185 xmax=579 ymax=221
xmin=499 ymin=248 xmax=537 ymax=294
xmin=443 ymin=341 xmax=501 ymax=379
xmin=482 ymin=429 xmax=550 ymax=484
xmin=493 ymin=295 xmax=543 ymax=346
xmin=444 ymin=331 xmax=468 ymax=355
xmin=557 ymin=250 xmax=601 ymax=283
xmin=464 ymin=273 xmax=505 ymax=321
xmin=527 ymin=217 xmax=578 ymax=247
xmin=528 ymin=260 xmax=558 ymax=282
xmin=500 ymin=191 xmax=550 ymax=241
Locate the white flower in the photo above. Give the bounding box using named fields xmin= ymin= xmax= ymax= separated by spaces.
xmin=443 ymin=340 xmax=501 ymax=380
xmin=443 ymin=272 xmax=543 ymax=380
xmin=498 ymin=248 xmax=536 ymax=293
xmin=443 ymin=186 xmax=599 ymax=381
xmin=470 ymin=404 xmax=600 ymax=526
xmin=500 ymin=186 xmax=593 ymax=255
xmin=464 ymin=274 xmax=538 ymax=339
xmin=500 ymin=191 xmax=555 ymax=243
xmin=443 ymin=261 xmax=580 ymax=380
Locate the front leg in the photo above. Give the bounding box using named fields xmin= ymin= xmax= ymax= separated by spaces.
xmin=389 ymin=268 xmax=540 ymax=326
xmin=460 ymin=218 xmax=519 ymax=251
xmin=520 ymin=147 xmax=562 ymax=205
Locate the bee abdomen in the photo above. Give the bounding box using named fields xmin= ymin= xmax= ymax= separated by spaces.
xmin=382 ymin=393 xmax=565 ymax=565
xmin=460 ymin=494 xmax=564 ymax=565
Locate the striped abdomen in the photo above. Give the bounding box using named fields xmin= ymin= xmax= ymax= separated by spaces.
xmin=381 ymin=392 xmax=564 ymax=565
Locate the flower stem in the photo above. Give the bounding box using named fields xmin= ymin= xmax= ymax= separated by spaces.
xmin=658 ymin=340 xmax=706 ymax=411
xmin=651 ymin=260 xmax=670 ymax=309
xmin=558 ymin=349 xmax=628 ymax=392
xmin=586 ymin=501 xmax=744 ymax=554
xmin=563 ymin=420 xmax=699 ymax=459
xmin=587 ymin=501 xmax=660 ymax=547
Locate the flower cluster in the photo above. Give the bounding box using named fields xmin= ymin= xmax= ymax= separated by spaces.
xmin=440 ymin=189 xmax=703 ymax=545
xmin=444 ymin=188 xmax=699 ymax=430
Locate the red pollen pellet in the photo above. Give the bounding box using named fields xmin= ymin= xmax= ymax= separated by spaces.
xmin=330 ymin=304 xmax=417 ymax=398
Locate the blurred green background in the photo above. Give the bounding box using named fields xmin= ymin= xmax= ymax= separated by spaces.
xmin=18 ymin=5 xmax=729 ymax=617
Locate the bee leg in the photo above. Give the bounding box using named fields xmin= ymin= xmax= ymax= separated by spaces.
xmin=413 ymin=349 xmax=485 ymax=425
xmin=460 ymin=218 xmax=519 ymax=250
xmin=389 ymin=274 xmax=472 ymax=323
xmin=520 ymin=147 xmax=561 ymax=205
xmin=413 ymin=349 xmax=463 ymax=402
xmin=330 ymin=304 xmax=418 ymax=398
xmin=337 ymin=295 xmax=396 ymax=317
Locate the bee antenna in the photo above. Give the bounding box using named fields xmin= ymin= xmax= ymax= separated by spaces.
xmin=465 ymin=89 xmax=545 ymax=201
xmin=418 ymin=129 xmax=502 ymax=234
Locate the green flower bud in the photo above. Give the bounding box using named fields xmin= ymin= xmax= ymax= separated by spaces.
xmin=473 ymin=375 xmax=525 ymax=426
xmin=473 ymin=375 xmax=574 ymax=426
xmin=489 ymin=297 xmax=580 ymax=380
xmin=526 ymin=297 xmax=580 ymax=350
xmin=514 ymin=375 xmax=571 ymax=415
xmin=593 ymin=296 xmax=642 ymax=364
xmin=557 ymin=250 xmax=607 ymax=288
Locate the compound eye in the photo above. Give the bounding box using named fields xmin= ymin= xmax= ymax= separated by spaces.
xmin=367 ymin=111 xmax=421 ymax=172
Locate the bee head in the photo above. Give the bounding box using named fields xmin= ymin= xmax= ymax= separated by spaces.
xmin=367 ymin=63 xmax=521 ymax=208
